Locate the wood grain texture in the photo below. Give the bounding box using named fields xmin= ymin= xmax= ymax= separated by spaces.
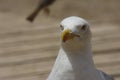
xmin=0 ymin=7 xmax=120 ymax=80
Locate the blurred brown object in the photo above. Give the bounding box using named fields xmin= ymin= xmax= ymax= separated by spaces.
xmin=26 ymin=0 xmax=56 ymax=22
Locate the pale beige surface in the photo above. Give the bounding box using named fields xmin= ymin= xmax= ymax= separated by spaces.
xmin=0 ymin=0 xmax=120 ymax=80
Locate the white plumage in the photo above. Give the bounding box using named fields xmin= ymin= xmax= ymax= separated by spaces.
xmin=47 ymin=16 xmax=114 ymax=80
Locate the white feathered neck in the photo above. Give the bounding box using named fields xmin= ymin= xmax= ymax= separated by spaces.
xmin=47 ymin=42 xmax=102 ymax=80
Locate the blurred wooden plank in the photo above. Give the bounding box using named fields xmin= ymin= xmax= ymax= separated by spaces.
xmin=0 ymin=49 xmax=119 ymax=67
xmin=0 ymin=58 xmax=119 ymax=80
xmin=98 ymin=63 xmax=120 ymax=76
xmin=0 ymin=29 xmax=119 ymax=49
xmin=94 ymin=52 xmax=120 ymax=66
xmin=91 ymin=25 xmax=119 ymax=36
xmin=0 ymin=51 xmax=119 ymax=77
xmin=0 ymin=54 xmax=119 ymax=80
xmin=0 ymin=41 xmax=59 ymax=55
xmin=93 ymin=41 xmax=120 ymax=53
xmin=0 ymin=15 xmax=119 ymax=80
xmin=0 ymin=24 xmax=119 ymax=46
xmin=0 ymin=37 xmax=119 ymax=58
xmin=0 ymin=60 xmax=53 ymax=78
xmin=0 ymin=31 xmax=59 ymax=45
xmin=0 ymin=51 xmax=56 ymax=67
xmin=0 ymin=25 xmax=119 ymax=44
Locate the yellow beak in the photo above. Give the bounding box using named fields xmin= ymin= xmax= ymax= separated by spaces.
xmin=61 ymin=29 xmax=75 ymax=42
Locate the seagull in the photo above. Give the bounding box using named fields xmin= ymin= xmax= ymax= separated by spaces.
xmin=47 ymin=16 xmax=114 ymax=80
xmin=26 ymin=0 xmax=55 ymax=22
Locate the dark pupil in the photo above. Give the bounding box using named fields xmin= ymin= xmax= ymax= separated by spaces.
xmin=81 ymin=25 xmax=86 ymax=30
xmin=60 ymin=25 xmax=64 ymax=30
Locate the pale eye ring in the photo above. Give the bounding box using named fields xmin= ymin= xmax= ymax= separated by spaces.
xmin=60 ymin=25 xmax=64 ymax=30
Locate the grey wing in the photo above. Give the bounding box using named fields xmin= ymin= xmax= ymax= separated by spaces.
xmin=100 ymin=70 xmax=114 ymax=80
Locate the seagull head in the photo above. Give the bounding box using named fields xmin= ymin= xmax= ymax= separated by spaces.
xmin=60 ymin=16 xmax=92 ymax=51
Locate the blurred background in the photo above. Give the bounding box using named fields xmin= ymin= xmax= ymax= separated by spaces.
xmin=0 ymin=0 xmax=120 ymax=80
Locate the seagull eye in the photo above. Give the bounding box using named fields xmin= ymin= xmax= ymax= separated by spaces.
xmin=81 ymin=25 xmax=87 ymax=31
xmin=60 ymin=25 xmax=64 ymax=30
